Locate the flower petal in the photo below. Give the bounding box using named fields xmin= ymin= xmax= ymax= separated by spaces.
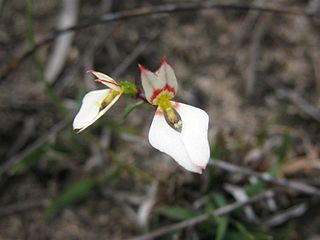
xmin=88 ymin=70 xmax=121 ymax=91
xmin=73 ymin=89 xmax=121 ymax=133
xmin=148 ymin=107 xmax=203 ymax=173
xmin=176 ymin=102 xmax=210 ymax=169
xmin=139 ymin=64 xmax=166 ymax=103
xmin=157 ymin=57 xmax=178 ymax=93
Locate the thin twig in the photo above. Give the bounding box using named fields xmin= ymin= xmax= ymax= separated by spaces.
xmin=276 ymin=89 xmax=320 ymax=122
xmin=262 ymin=203 xmax=308 ymax=227
xmin=127 ymin=190 xmax=274 ymax=240
xmin=120 ymin=134 xmax=320 ymax=197
xmin=210 ymin=158 xmax=320 ymax=197
xmin=6 ymin=118 xmax=36 ymax=158
xmin=111 ymin=31 xmax=160 ymax=78
xmin=44 ymin=0 xmax=79 ymax=84
xmin=0 ymin=199 xmax=50 ymax=217
xmin=0 ymin=119 xmax=69 ymax=178
xmin=0 ymin=2 xmax=308 ymax=80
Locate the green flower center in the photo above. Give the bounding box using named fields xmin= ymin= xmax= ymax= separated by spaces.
xmin=154 ymin=92 xmax=182 ymax=132
xmin=100 ymin=89 xmax=122 ymax=109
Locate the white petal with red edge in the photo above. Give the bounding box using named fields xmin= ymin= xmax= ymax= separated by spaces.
xmin=176 ymin=103 xmax=210 ymax=169
xmin=88 ymin=70 xmax=120 ymax=91
xmin=139 ymin=65 xmax=166 ymax=103
xmin=73 ymin=89 xmax=121 ymax=133
xmin=157 ymin=58 xmax=178 ymax=93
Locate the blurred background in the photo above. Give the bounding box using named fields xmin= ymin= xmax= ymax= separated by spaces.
xmin=1 ymin=0 xmax=320 ymax=239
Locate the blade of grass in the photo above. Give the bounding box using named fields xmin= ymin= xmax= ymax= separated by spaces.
xmin=211 ymin=193 xmax=229 ymax=240
xmin=122 ymin=101 xmax=144 ymax=118
xmin=157 ymin=207 xmax=200 ymax=221
xmin=44 ymin=167 xmax=120 ymax=218
xmin=10 ymin=144 xmax=49 ymax=175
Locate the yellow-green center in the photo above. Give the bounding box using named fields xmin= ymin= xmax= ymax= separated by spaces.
xmin=154 ymin=92 xmax=173 ymax=111
xmin=100 ymin=89 xmax=122 ymax=109
xmin=154 ymin=92 xmax=181 ymax=130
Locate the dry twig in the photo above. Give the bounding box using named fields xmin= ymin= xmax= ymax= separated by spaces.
xmin=0 ymin=199 xmax=50 ymax=217
xmin=276 ymin=89 xmax=320 ymax=122
xmin=262 ymin=203 xmax=308 ymax=227
xmin=0 ymin=119 xmax=69 ymax=178
xmin=128 ymin=190 xmax=274 ymax=240
xmin=0 ymin=2 xmax=308 ymax=80
xmin=210 ymin=159 xmax=320 ymax=197
xmin=44 ymin=0 xmax=79 ymax=84
xmin=111 ymin=31 xmax=160 ymax=78
xmin=121 ymin=134 xmax=320 ymax=197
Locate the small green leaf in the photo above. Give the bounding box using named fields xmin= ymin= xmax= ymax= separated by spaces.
xmin=122 ymin=101 xmax=144 ymax=118
xmin=11 ymin=144 xmax=49 ymax=175
xmin=232 ymin=220 xmax=255 ymax=240
xmin=119 ymin=81 xmax=137 ymax=95
xmin=211 ymin=144 xmax=222 ymax=159
xmin=44 ymin=168 xmax=119 ymax=218
xmin=246 ymin=180 xmax=266 ymax=196
xmin=225 ymin=231 xmax=245 ymax=240
xmin=210 ymin=193 xmax=229 ymax=240
xmin=216 ymin=215 xmax=229 ymax=240
xmin=274 ymin=131 xmax=291 ymax=162
xmin=157 ymin=207 xmax=199 ymax=221
xmin=44 ymin=178 xmax=97 ymax=218
xmin=211 ymin=192 xmax=227 ymax=207
xmin=256 ymin=127 xmax=268 ymax=147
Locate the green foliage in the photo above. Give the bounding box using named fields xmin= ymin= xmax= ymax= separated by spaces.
xmin=216 ymin=216 xmax=229 ymax=240
xmin=119 ymin=81 xmax=137 ymax=95
xmin=44 ymin=168 xmax=119 ymax=218
xmin=44 ymin=178 xmax=97 ymax=218
xmin=209 ymin=193 xmax=229 ymax=240
xmin=232 ymin=220 xmax=255 ymax=240
xmin=211 ymin=144 xmax=222 ymax=159
xmin=157 ymin=206 xmax=200 ymax=221
xmin=245 ymin=161 xmax=283 ymax=197
xmin=122 ymin=101 xmax=144 ymax=118
xmin=274 ymin=131 xmax=291 ymax=162
xmin=246 ymin=180 xmax=266 ymax=197
xmin=11 ymin=144 xmax=49 ymax=175
xmin=256 ymin=127 xmax=268 ymax=147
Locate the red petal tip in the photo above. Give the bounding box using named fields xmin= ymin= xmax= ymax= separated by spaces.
xmin=138 ymin=64 xmax=147 ymax=72
xmin=74 ymin=128 xmax=81 ymax=134
xmin=197 ymin=164 xmax=207 ymax=170
xmin=158 ymin=56 xmax=172 ymax=70
xmin=161 ymin=56 xmax=167 ymax=64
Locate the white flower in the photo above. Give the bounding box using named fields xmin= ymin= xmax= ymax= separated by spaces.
xmin=140 ymin=58 xmax=210 ymax=173
xmin=73 ymin=71 xmax=122 ymax=133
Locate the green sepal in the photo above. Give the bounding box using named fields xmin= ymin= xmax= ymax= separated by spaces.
xmin=119 ymin=81 xmax=137 ymax=95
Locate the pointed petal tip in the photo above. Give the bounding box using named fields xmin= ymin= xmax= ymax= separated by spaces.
xmin=95 ymin=79 xmax=120 ymax=87
xmin=197 ymin=163 xmax=208 ymax=171
xmin=159 ymin=56 xmax=174 ymax=69
xmin=86 ymin=70 xmax=95 ymax=74
xmin=138 ymin=64 xmax=147 ymax=72
xmin=191 ymin=166 xmax=203 ymax=174
xmin=161 ymin=56 xmax=167 ymax=65
xmin=73 ymin=125 xmax=83 ymax=134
